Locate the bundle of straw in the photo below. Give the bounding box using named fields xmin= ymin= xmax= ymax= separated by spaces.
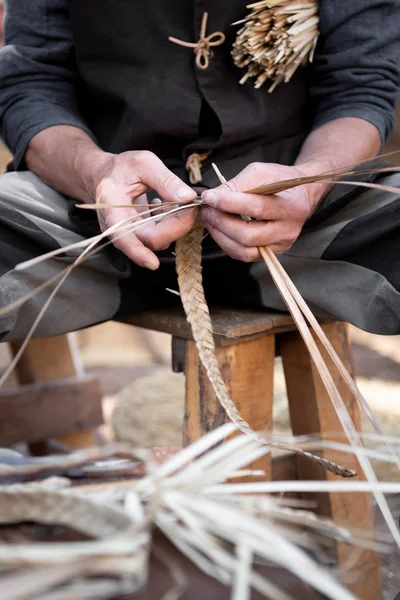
xmin=232 ymin=0 xmax=319 ymax=90
xmin=1 ymin=424 xmax=399 ymax=600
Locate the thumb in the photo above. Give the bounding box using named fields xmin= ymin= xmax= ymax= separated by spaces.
xmin=137 ymin=153 xmax=197 ymax=204
xmin=217 ymin=162 xmax=269 ymax=193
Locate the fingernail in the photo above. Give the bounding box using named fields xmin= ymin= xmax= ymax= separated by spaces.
xmin=151 ymin=198 xmax=162 ymax=205
xmin=176 ymin=187 xmax=194 ymax=201
xmin=143 ymin=261 xmax=158 ymax=271
xmin=202 ymin=207 xmax=211 ymax=218
xmin=203 ymin=191 xmax=218 ymax=207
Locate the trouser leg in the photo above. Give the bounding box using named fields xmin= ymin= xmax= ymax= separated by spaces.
xmin=219 ymin=172 xmax=400 ymax=334
xmin=3 ymin=169 xmax=399 ymax=340
xmin=0 ymin=171 xmax=130 ymax=341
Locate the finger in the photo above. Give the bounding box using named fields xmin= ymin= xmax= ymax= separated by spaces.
xmin=151 ymin=197 xmax=169 ymax=215
xmin=202 ymin=206 xmax=294 ymax=248
xmin=113 ymin=230 xmax=160 ymax=269
xmin=207 ymin=222 xmax=288 ymax=259
xmin=133 ymin=193 xmax=149 ymax=216
xmin=133 ymin=151 xmax=197 ymax=204
xmin=206 ymin=223 xmax=261 ymax=262
xmin=100 ymin=206 xmax=160 ymax=270
xmin=211 ymin=161 xmax=295 ymax=194
xmin=202 ymin=188 xmax=283 ymax=221
xmin=137 ymin=205 xmax=198 ymax=251
xmin=98 ymin=188 xmax=157 ymax=257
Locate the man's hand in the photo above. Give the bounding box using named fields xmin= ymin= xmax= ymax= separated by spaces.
xmin=201 ymin=162 xmax=322 ymax=262
xmin=26 ymin=128 xmax=199 ymax=270
xmin=93 ymin=151 xmax=197 ymax=269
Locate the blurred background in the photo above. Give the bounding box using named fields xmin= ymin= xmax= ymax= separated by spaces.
xmin=0 ymin=2 xmax=399 ymax=464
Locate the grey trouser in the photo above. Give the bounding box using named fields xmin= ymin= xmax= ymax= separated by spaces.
xmin=1 ymin=171 xmax=400 ymax=342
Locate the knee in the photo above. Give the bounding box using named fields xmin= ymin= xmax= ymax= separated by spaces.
xmin=0 ymin=170 xmax=43 ymax=197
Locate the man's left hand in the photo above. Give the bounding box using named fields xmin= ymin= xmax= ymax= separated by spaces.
xmin=201 ymin=162 xmax=321 ymax=262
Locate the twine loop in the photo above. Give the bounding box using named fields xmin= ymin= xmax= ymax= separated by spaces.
xmin=185 ymin=150 xmax=212 ymax=184
xmin=169 ymin=12 xmax=225 ymax=70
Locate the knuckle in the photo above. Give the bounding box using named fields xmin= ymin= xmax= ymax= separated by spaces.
xmin=223 ymin=180 xmax=238 ymax=193
xmin=145 ymin=239 xmax=157 ymax=251
xmin=271 ymin=245 xmax=285 ymax=256
xmin=239 ymin=227 xmax=255 ymax=247
xmin=241 ymin=247 xmax=256 ymax=262
xmin=156 ymin=241 xmax=171 ymax=251
xmin=161 ymin=171 xmax=178 ymax=191
xmin=248 ymin=162 xmax=263 ymax=174
xmin=291 ymin=198 xmax=309 ymax=221
xmin=286 ymin=224 xmax=301 ymax=244
xmin=144 ymin=235 xmax=161 ymax=251
xmin=251 ymin=200 xmax=265 ymax=220
xmin=132 ymin=150 xmax=154 ymax=166
xmin=205 ymin=209 xmax=219 ymax=228
xmin=138 ymin=231 xmax=153 ymax=249
xmin=146 ymin=234 xmax=171 ymax=251
xmin=282 ymin=241 xmax=293 ymax=253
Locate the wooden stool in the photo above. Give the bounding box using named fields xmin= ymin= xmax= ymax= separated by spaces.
xmin=124 ymin=306 xmax=382 ymax=600
xmin=0 ymin=334 xmax=103 ymax=452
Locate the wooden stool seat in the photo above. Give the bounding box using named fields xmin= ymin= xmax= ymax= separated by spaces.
xmin=123 ymin=306 xmax=382 ymax=599
xmin=123 ymin=306 xmax=298 ymax=344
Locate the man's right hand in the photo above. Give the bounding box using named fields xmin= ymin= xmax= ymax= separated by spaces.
xmin=92 ymin=150 xmax=198 ymax=270
xmin=26 ymin=127 xmax=198 ymax=271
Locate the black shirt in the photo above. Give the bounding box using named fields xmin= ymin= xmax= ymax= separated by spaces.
xmin=0 ymin=0 xmax=399 ymax=179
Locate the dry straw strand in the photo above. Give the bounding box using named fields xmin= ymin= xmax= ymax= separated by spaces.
xmin=2 ymin=428 xmax=400 ymax=599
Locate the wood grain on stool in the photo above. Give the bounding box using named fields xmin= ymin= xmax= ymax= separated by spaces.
xmin=184 ymin=335 xmax=275 ymax=480
xmin=0 ymin=377 xmax=102 ymax=446
xmin=280 ymin=322 xmax=381 ymax=600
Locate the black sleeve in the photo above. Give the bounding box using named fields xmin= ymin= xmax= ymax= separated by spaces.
xmin=0 ymin=0 xmax=94 ymax=169
xmin=308 ymin=0 xmax=400 ymax=145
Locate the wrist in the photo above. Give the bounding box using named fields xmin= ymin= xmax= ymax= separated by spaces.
xmin=75 ymin=146 xmax=115 ymax=203
xmin=294 ymin=159 xmax=336 ymax=214
xmin=26 ymin=126 xmax=116 ymax=204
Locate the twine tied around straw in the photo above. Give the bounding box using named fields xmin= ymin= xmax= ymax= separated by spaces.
xmin=169 ymin=12 xmax=226 ymax=70
xmin=185 ymin=150 xmax=212 ymax=184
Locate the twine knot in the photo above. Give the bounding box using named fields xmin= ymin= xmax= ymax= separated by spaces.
xmin=169 ymin=12 xmax=226 ymax=70
xmin=185 ymin=150 xmax=212 ymax=184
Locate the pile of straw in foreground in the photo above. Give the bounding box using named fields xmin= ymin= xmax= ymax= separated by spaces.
xmin=1 ymin=424 xmax=399 ymax=600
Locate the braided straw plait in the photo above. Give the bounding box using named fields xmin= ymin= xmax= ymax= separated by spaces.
xmin=0 ymin=487 xmax=149 ymax=600
xmin=175 ymin=221 xmax=355 ymax=478
xmin=0 ymin=487 xmax=132 ymax=539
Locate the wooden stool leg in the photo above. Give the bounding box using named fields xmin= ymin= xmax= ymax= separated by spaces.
xmin=10 ymin=334 xmax=101 ymax=451
xmin=183 ymin=335 xmax=275 ymax=480
xmin=280 ymin=322 xmax=381 ymax=600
